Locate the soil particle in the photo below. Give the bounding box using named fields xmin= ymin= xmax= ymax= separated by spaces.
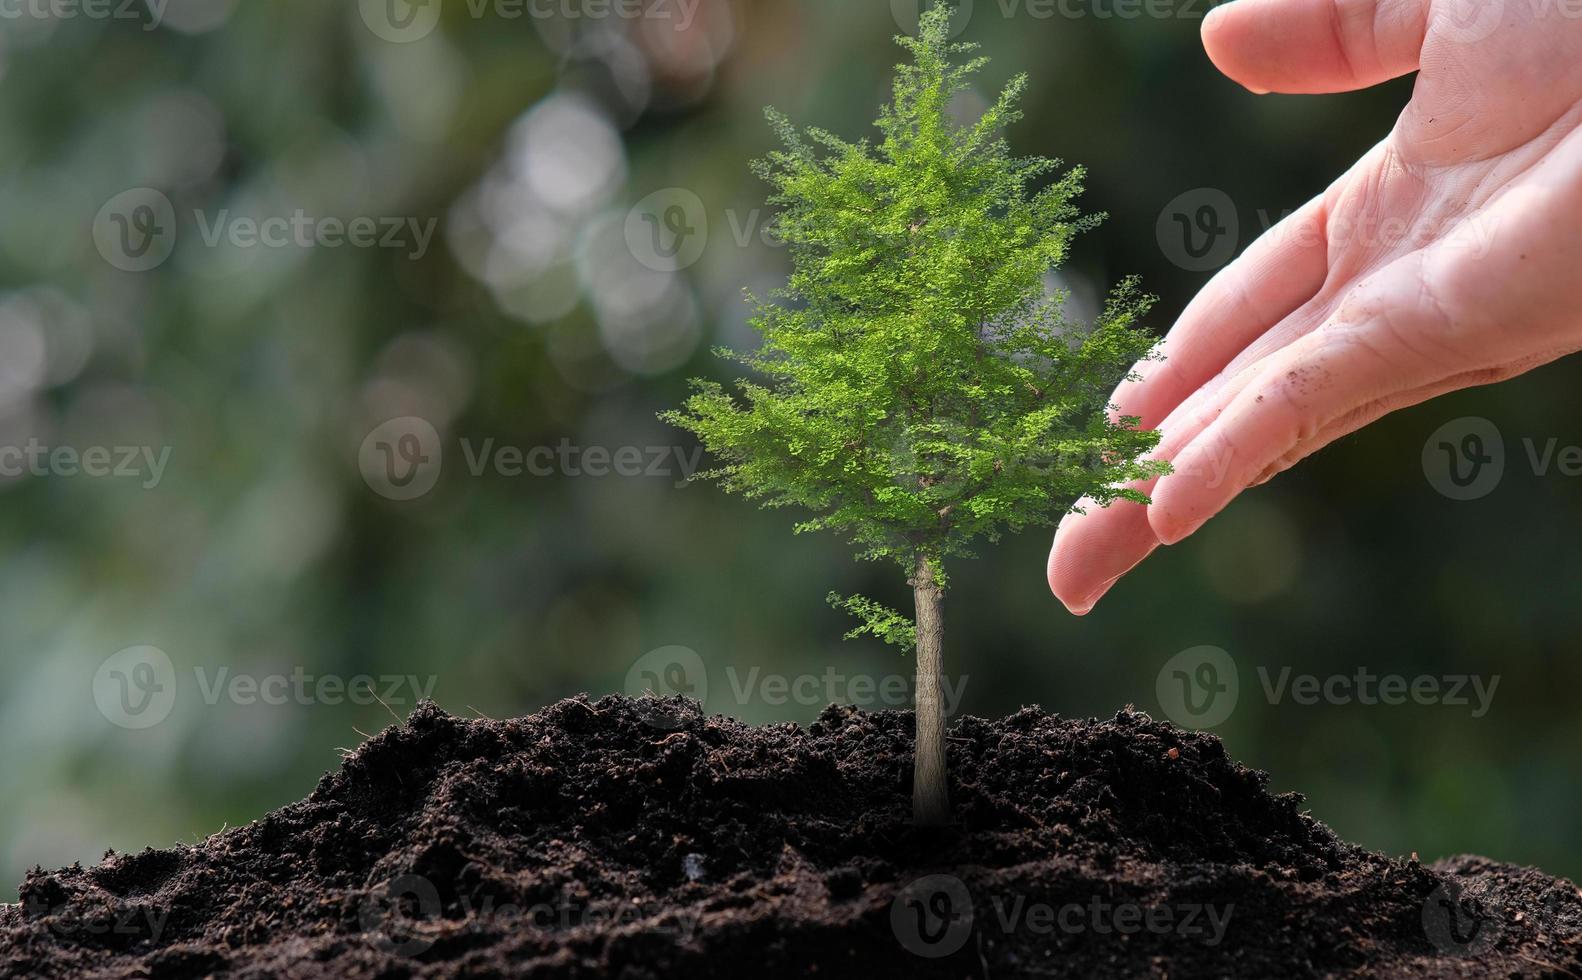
xmin=3 ymin=696 xmax=1579 ymax=978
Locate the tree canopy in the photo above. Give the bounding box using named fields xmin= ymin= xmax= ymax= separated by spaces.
xmin=665 ymin=3 xmax=1166 ymax=641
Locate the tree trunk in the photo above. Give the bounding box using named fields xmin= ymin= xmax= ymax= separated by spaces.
xmin=910 ymin=556 xmax=950 ymax=826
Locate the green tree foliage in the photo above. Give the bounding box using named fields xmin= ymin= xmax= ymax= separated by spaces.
xmin=668 ymin=4 xmax=1165 ymax=619
xmin=665 ymin=2 xmax=1167 ymax=821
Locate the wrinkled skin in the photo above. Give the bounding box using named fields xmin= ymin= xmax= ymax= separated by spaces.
xmin=1048 ymin=0 xmax=1582 ymax=613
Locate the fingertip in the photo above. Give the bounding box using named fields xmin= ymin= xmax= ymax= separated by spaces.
xmin=1199 ymin=3 xmax=1239 ymax=68
xmin=1047 ymin=494 xmax=1162 ymax=614
xmin=1146 ymin=471 xmax=1219 ymax=546
xmin=1046 ymin=507 xmax=1100 ymax=612
xmin=1200 ymin=6 xmax=1274 ymax=96
xmin=1198 ymin=0 xmax=1427 ymax=96
xmin=1069 ymin=573 xmax=1124 ymax=616
xmin=1155 ymin=516 xmax=1207 ymax=547
xmin=1109 ymin=360 xmax=1174 ymax=431
xmin=1045 ymin=519 xmax=1085 ymax=609
xmin=1047 ymin=560 xmax=1096 ymax=615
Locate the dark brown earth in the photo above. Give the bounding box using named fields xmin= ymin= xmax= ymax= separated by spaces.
xmin=3 ymin=696 xmax=1580 ymax=978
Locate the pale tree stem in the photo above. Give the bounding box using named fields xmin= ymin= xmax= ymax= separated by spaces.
xmin=910 ymin=554 xmax=950 ymax=826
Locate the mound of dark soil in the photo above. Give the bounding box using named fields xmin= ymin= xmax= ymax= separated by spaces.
xmin=3 ymin=696 xmax=1579 ymax=978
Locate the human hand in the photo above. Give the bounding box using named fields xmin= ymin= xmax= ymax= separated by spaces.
xmin=1048 ymin=0 xmax=1582 ymax=613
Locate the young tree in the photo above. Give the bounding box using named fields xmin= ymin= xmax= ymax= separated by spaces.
xmin=663 ymin=3 xmax=1167 ymax=825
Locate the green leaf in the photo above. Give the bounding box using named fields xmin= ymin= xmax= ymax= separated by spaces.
xmin=826 ymin=592 xmax=917 ymax=652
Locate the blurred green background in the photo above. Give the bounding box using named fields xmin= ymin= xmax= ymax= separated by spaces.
xmin=2 ymin=0 xmax=1579 ymax=893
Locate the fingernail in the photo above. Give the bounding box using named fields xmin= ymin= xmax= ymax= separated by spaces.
xmin=1159 ymin=518 xmax=1206 ymax=546
xmin=1073 ymin=574 xmax=1124 ymax=615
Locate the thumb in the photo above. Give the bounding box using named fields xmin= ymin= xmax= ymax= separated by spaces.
xmin=1202 ymin=0 xmax=1429 ymax=94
